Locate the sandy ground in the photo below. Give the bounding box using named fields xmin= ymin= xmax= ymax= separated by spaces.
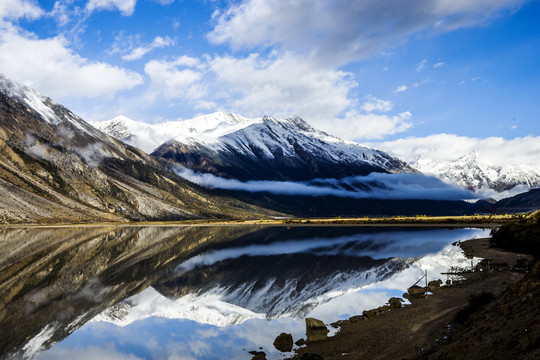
xmin=287 ymin=238 xmax=532 ymax=360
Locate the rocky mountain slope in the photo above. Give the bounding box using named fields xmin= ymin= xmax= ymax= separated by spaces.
xmin=0 ymin=74 xmax=273 ymax=223
xmin=413 ymin=152 xmax=540 ymax=197
xmin=94 ymin=113 xmax=413 ymax=181
xmin=482 ymin=188 xmax=540 ymax=214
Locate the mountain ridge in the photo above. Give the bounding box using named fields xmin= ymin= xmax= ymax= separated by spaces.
xmin=94 ymin=112 xmax=414 ymax=182
xmin=0 ymin=74 xmax=276 ymax=223
xmin=412 ymin=151 xmax=540 ymax=199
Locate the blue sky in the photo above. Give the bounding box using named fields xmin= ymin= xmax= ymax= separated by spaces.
xmin=1 ymin=0 xmax=539 ymax=164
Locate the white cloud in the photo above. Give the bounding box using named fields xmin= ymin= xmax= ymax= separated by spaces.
xmin=138 ymin=51 xmax=412 ymax=140
xmin=371 ymin=134 xmax=540 ymax=167
xmin=416 ymin=58 xmax=428 ymax=72
xmin=412 ymin=79 xmax=433 ymax=88
xmin=393 ymin=85 xmax=408 ymax=93
xmin=86 ymin=0 xmax=137 ymax=16
xmin=208 ymin=0 xmax=527 ymax=66
xmin=207 ymin=52 xmax=355 ymax=123
xmin=334 ymin=111 xmax=412 ymax=140
xmin=433 ymin=61 xmax=445 ymax=68
xmin=0 ymin=0 xmax=43 ymax=20
xmin=360 ymin=95 xmax=393 ymax=113
xmin=37 ymin=345 xmax=143 ymax=360
xmin=144 ymin=56 xmax=202 ymax=100
xmin=122 ymin=36 xmax=176 ymax=61
xmin=0 ymin=26 xmax=143 ymax=99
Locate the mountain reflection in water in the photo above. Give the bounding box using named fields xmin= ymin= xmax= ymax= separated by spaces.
xmin=0 ymin=225 xmax=489 ymax=359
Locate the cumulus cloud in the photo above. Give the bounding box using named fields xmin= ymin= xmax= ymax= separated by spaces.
xmin=207 ymin=52 xmax=355 ymax=122
xmin=0 ymin=0 xmax=43 ymax=20
xmin=360 ymin=95 xmax=393 ymax=113
xmin=371 ymin=134 xmax=540 ymax=167
xmin=86 ymin=0 xmax=137 ymax=16
xmin=330 ymin=111 xmax=413 ymax=140
xmin=208 ymin=0 xmax=526 ymax=66
xmin=0 ymin=26 xmax=143 ymax=99
xmin=144 ymin=56 xmax=203 ymax=101
xmin=175 ymin=168 xmax=476 ymax=201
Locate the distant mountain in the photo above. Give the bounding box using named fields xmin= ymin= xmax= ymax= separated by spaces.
xmin=413 ymin=152 xmax=540 ymax=196
xmin=95 ymin=113 xmax=413 ymax=181
xmin=481 ymin=188 xmax=540 ymax=214
xmin=0 ymin=74 xmax=273 ymax=223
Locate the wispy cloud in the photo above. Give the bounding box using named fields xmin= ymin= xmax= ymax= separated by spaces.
xmin=393 ymin=85 xmax=408 ymax=93
xmin=208 ymin=0 xmax=526 ymax=66
xmin=433 ymin=61 xmax=445 ymax=68
xmin=122 ymin=36 xmax=175 ymax=61
xmin=86 ymin=0 xmax=137 ymax=16
xmin=416 ymin=58 xmax=427 ymax=72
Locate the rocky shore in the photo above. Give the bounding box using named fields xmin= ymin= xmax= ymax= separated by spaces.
xmin=266 ymin=237 xmax=539 ymax=360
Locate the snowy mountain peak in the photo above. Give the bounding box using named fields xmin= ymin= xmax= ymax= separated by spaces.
xmin=413 ymin=151 xmax=540 ymax=199
xmin=0 ymin=74 xmax=60 ymax=125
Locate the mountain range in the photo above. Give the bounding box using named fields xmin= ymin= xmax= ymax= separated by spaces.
xmin=94 ymin=112 xmax=413 ymax=181
xmin=413 ymin=152 xmax=540 ymax=198
xmin=95 ymin=114 xmax=540 ymax=200
xmin=1 ymin=73 xmax=538 ymax=223
xmin=0 ymin=74 xmax=274 ymax=224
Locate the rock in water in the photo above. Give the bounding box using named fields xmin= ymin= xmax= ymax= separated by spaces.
xmin=251 ymin=352 xmax=266 ymax=360
xmin=273 ymin=333 xmax=293 ymax=352
xmin=305 ymin=318 xmax=329 ymax=342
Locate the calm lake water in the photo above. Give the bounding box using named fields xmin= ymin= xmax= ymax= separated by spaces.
xmin=0 ymin=225 xmax=490 ymax=360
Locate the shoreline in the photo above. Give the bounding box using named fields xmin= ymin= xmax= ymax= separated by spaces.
xmin=284 ymin=237 xmax=533 ymax=360
xmin=0 ymin=214 xmax=516 ymax=229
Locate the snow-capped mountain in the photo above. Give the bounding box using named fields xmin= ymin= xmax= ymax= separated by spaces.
xmin=413 ymin=152 xmax=540 ymax=199
xmin=90 ymin=115 xmax=173 ymax=154
xmin=0 ymin=74 xmax=273 ymax=223
xmin=94 ymin=112 xmax=413 ymax=181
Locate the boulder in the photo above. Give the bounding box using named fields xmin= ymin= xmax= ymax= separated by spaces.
xmin=388 ymin=297 xmax=404 ymax=309
xmin=408 ymin=285 xmax=426 ymax=297
xmin=295 ymin=338 xmax=305 ymax=346
xmin=273 ymin=333 xmax=293 ymax=352
xmin=251 ymin=352 xmax=266 ymax=360
xmin=428 ymin=279 xmax=443 ymax=292
xmin=305 ymin=318 xmax=329 ymax=342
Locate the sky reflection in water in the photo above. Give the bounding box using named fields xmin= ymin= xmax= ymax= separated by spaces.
xmin=33 ymin=227 xmax=489 ymax=360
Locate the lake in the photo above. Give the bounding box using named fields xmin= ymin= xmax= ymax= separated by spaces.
xmin=0 ymin=225 xmax=490 ymax=360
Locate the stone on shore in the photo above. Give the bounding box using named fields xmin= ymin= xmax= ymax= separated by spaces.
xmin=273 ymin=332 xmax=293 ymax=352
xmin=388 ymin=297 xmax=404 ymax=309
xmin=408 ymin=285 xmax=427 ymax=297
xmin=305 ymin=318 xmax=329 ymax=342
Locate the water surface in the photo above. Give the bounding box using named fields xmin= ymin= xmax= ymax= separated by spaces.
xmin=0 ymin=225 xmax=489 ymax=359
